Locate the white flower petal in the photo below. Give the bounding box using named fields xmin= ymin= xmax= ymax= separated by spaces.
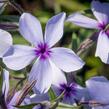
xmin=91 ymin=1 xmax=109 ymax=24
xmin=50 ymin=60 xmax=67 ymax=87
xmin=95 ymin=31 xmax=109 ymax=64
xmin=29 ymin=94 xmax=49 ymax=103
xmin=29 ymin=59 xmax=52 ymax=93
xmin=0 ymin=29 xmax=12 ymax=58
xmin=67 ymin=12 xmax=99 ymax=29
xmin=3 ymin=45 xmax=36 ymax=70
xmin=2 ymin=69 xmax=9 ymax=100
xmin=50 ymin=47 xmax=85 ymax=72
xmin=44 ymin=12 xmax=66 ymax=47
xmin=19 ymin=13 xmax=43 ymax=46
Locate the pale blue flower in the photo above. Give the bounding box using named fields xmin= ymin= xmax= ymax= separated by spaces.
xmin=1 ymin=69 xmax=21 ymax=109
xmin=85 ymin=76 xmax=109 ymax=109
xmin=52 ymin=81 xmax=87 ymax=105
xmin=3 ymin=12 xmax=84 ymax=93
xmin=67 ymin=1 xmax=109 ymax=64
xmin=24 ymin=94 xmax=49 ymax=109
xmin=0 ymin=29 xmax=13 ymax=58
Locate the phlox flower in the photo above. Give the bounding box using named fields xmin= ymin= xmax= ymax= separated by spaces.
xmin=3 ymin=12 xmax=84 ymax=93
xmin=85 ymin=76 xmax=109 ymax=109
xmin=1 ymin=69 xmax=21 ymax=109
xmin=52 ymin=81 xmax=87 ymax=105
xmin=67 ymin=1 xmax=109 ymax=64
xmin=24 ymin=94 xmax=49 ymax=109
xmin=0 ymin=29 xmax=13 ymax=58
xmin=26 ymin=78 xmax=86 ymax=107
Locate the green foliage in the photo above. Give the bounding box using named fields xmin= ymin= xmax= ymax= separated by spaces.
xmin=57 ymin=103 xmax=81 ymax=109
xmin=48 ymin=88 xmax=57 ymax=101
xmin=0 ymin=15 xmax=19 ymax=22
xmin=16 ymin=103 xmax=39 ymax=109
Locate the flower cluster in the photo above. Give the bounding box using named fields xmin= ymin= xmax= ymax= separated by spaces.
xmin=0 ymin=0 xmax=109 ymax=109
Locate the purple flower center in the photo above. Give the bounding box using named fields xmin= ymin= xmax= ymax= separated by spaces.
xmin=35 ymin=43 xmax=51 ymax=60
xmin=59 ymin=83 xmax=77 ymax=98
xmin=98 ymin=22 xmax=106 ymax=30
xmin=98 ymin=22 xmax=109 ymax=36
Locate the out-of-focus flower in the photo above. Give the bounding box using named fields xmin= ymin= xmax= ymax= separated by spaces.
xmin=0 ymin=0 xmax=4 ymax=8
xmin=1 ymin=69 xmax=35 ymax=109
xmin=52 ymin=81 xmax=87 ymax=105
xmin=24 ymin=94 xmax=50 ymax=109
xmin=85 ymin=76 xmax=109 ymax=109
xmin=67 ymin=1 xmax=109 ymax=64
xmin=0 ymin=29 xmax=13 ymax=58
xmin=0 ymin=69 xmax=21 ymax=109
xmin=3 ymin=12 xmax=84 ymax=93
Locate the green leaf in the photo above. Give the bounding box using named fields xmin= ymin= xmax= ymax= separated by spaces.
xmin=72 ymin=32 xmax=80 ymax=51
xmin=57 ymin=103 xmax=81 ymax=109
xmin=83 ymin=9 xmax=92 ymax=14
xmin=0 ymin=15 xmax=19 ymax=22
xmin=16 ymin=103 xmax=39 ymax=109
xmin=0 ymin=68 xmax=3 ymax=95
xmin=48 ymin=87 xmax=57 ymax=101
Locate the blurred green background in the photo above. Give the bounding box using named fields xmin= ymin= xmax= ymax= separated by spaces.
xmin=1 ymin=0 xmax=109 ymax=87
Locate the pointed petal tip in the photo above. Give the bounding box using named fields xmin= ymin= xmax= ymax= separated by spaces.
xmin=20 ymin=12 xmax=30 ymax=18
xmin=44 ymin=12 xmax=66 ymax=47
xmin=66 ymin=12 xmax=83 ymax=22
xmin=19 ymin=12 xmax=35 ymax=24
xmin=20 ymin=13 xmax=28 ymax=21
xmin=19 ymin=12 xmax=43 ymax=46
xmin=57 ymin=12 xmax=66 ymax=18
xmin=74 ymin=59 xmax=85 ymax=72
xmin=66 ymin=12 xmax=99 ymax=29
xmin=0 ymin=29 xmax=13 ymax=43
xmin=66 ymin=12 xmax=77 ymax=22
xmin=54 ymin=12 xmax=66 ymax=23
xmin=3 ymin=45 xmax=36 ymax=71
xmin=60 ymin=12 xmax=66 ymax=18
xmin=0 ymin=29 xmax=13 ymax=58
xmin=50 ymin=47 xmax=85 ymax=72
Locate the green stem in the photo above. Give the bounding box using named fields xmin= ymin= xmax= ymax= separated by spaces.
xmin=54 ymin=90 xmax=65 ymax=102
xmin=104 ymin=24 xmax=109 ymax=31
